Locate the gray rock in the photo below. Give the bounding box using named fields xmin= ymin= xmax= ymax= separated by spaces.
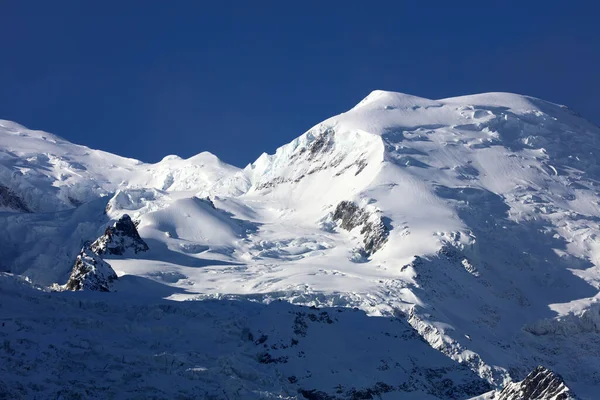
xmin=65 ymin=247 xmax=117 ymax=292
xmin=90 ymin=214 xmax=149 ymax=256
xmin=497 ymin=366 xmax=577 ymax=400
xmin=332 ymin=201 xmax=389 ymax=256
xmin=0 ymin=184 xmax=30 ymax=212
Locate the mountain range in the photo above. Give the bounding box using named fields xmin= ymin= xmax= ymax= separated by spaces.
xmin=1 ymin=90 xmax=599 ymax=399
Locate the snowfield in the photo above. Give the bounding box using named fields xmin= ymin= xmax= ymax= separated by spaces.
xmin=1 ymin=90 xmax=599 ymax=399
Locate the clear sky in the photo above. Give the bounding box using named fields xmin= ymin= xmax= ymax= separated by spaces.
xmin=1 ymin=1 xmax=598 ymax=167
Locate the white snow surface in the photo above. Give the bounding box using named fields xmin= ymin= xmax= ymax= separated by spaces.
xmin=1 ymin=90 xmax=600 ymax=399
xmin=0 ymin=119 xmax=239 ymax=212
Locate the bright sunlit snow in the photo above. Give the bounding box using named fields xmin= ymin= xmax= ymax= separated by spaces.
xmin=1 ymin=91 xmax=599 ymax=399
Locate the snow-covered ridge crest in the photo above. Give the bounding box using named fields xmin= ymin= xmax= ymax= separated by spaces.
xmin=244 ymin=123 xmax=384 ymax=191
xmin=240 ymin=89 xmax=599 ymax=206
xmin=352 ymin=89 xmax=443 ymax=111
xmin=0 ymin=120 xmax=241 ymax=212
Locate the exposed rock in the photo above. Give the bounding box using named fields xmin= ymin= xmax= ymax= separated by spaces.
xmin=65 ymin=246 xmax=118 ymax=292
xmin=195 ymin=195 xmax=216 ymax=209
xmin=68 ymin=196 xmax=83 ymax=207
xmin=90 ymin=214 xmax=149 ymax=256
xmin=354 ymin=159 xmax=368 ymax=175
xmin=256 ymin=127 xmax=353 ymax=189
xmin=332 ymin=201 xmax=389 ymax=256
xmin=256 ymin=176 xmax=290 ymax=190
xmin=308 ymin=128 xmax=334 ymax=159
xmin=438 ymin=244 xmax=480 ymax=277
xmin=497 ymin=366 xmax=577 ymax=400
xmin=0 ymin=184 xmax=30 ymax=212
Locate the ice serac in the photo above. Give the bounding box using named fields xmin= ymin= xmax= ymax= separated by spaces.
xmin=496 ymin=366 xmax=577 ymax=400
xmin=65 ymin=246 xmax=118 ymax=292
xmin=90 ymin=214 xmax=149 ymax=256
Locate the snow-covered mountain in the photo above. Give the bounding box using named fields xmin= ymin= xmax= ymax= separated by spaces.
xmin=0 ymin=119 xmax=239 ymax=213
xmin=1 ymin=90 xmax=599 ymax=399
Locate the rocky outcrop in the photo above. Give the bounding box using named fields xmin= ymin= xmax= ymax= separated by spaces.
xmin=90 ymin=214 xmax=149 ymax=256
xmin=438 ymin=244 xmax=480 ymax=277
xmin=65 ymin=246 xmax=118 ymax=291
xmin=497 ymin=366 xmax=576 ymax=400
xmin=0 ymin=184 xmax=30 ymax=212
xmin=64 ymin=214 xmax=144 ymax=291
xmin=195 ymin=195 xmax=216 ymax=209
xmin=332 ymin=201 xmax=389 ymax=256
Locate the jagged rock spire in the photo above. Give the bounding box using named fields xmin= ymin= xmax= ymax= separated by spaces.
xmin=90 ymin=214 xmax=149 ymax=256
xmin=65 ymin=246 xmax=118 ymax=292
xmin=497 ymin=366 xmax=576 ymax=400
xmin=65 ymin=214 xmax=149 ymax=292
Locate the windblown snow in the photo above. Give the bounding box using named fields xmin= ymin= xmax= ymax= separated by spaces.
xmin=1 ymin=90 xmax=599 ymax=399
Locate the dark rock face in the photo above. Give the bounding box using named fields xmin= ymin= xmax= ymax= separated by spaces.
xmin=0 ymin=184 xmax=30 ymax=212
xmin=307 ymin=128 xmax=334 ymax=159
xmin=65 ymin=247 xmax=118 ymax=292
xmin=90 ymin=214 xmax=149 ymax=256
xmin=332 ymin=201 xmax=389 ymax=256
xmin=64 ymin=214 xmax=146 ymax=291
xmin=195 ymin=196 xmax=216 ymax=209
xmin=68 ymin=196 xmax=83 ymax=207
xmin=497 ymin=366 xmax=576 ymax=400
xmin=256 ymin=127 xmax=357 ymax=190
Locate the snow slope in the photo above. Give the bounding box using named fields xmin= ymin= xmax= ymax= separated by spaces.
xmin=1 ymin=90 xmax=600 ymax=398
xmin=0 ymin=119 xmax=239 ymax=212
xmin=0 ymin=273 xmax=490 ymax=399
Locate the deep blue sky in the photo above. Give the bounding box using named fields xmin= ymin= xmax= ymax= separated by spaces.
xmin=1 ymin=1 xmax=598 ymax=167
